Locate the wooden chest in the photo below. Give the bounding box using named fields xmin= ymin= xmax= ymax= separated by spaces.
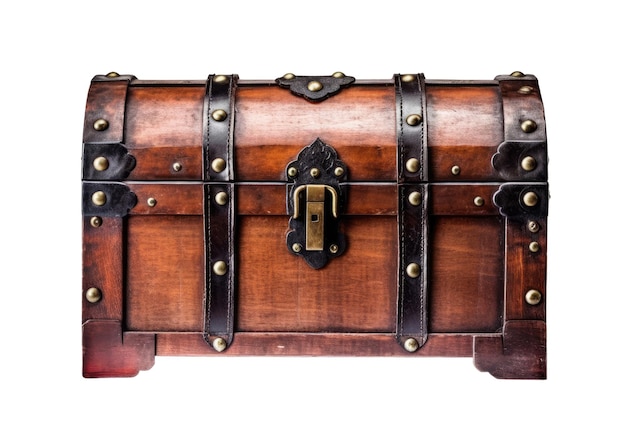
xmin=81 ymin=71 xmax=548 ymax=379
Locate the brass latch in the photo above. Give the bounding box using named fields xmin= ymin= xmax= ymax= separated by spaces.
xmin=293 ymin=184 xmax=339 ymax=251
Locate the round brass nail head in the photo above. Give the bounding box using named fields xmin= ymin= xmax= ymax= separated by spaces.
xmin=406 ymin=158 xmax=419 ymax=173
xmin=90 ymin=216 xmax=102 ymax=228
xmin=408 ymin=191 xmax=422 ymax=206
xmin=85 ymin=287 xmax=102 ymax=303
xmin=528 ymin=221 xmax=540 ymax=233
xmin=406 ymin=114 xmax=422 ymax=126
xmin=214 ymin=75 xmax=228 ymax=83
xmin=511 ymin=71 xmax=525 ymax=77
xmin=213 ymin=261 xmax=228 ymax=276
xmin=404 ymin=338 xmax=419 ymax=353
xmin=212 ymin=337 xmax=227 ymax=352
xmin=308 ymin=81 xmax=323 ymax=92
xmin=215 ymin=191 xmax=228 ymax=206
xmin=401 ymin=74 xmax=416 ymax=82
xmin=474 ymin=196 xmax=485 ymax=207
xmin=406 ymin=263 xmax=420 ymax=279
xmin=212 ymin=109 xmax=227 ymax=122
xmin=283 ymin=73 xmax=295 ymax=80
xmin=451 ymin=165 xmax=461 ymax=176
xmin=92 ymin=191 xmax=106 ymax=206
xmin=521 ymin=156 xmax=537 ymax=171
xmin=310 ymin=168 xmax=320 ymax=178
xmin=292 ymin=243 xmax=302 ymax=253
xmin=525 ymin=289 xmax=542 ymax=305
xmin=93 ymin=156 xmax=109 ymax=171
xmin=147 ymin=197 xmax=157 ymax=207
xmin=529 ymin=241 xmax=540 ymax=253
xmin=523 ymin=191 xmax=539 ymax=207
xmin=334 ymin=167 xmax=344 ymax=177
xmin=521 ymin=119 xmax=538 ymax=133
xmin=106 ymin=71 xmax=120 ymax=78
xmin=518 ymin=85 xmax=534 ymax=94
xmin=93 ymin=119 xmax=109 ymax=131
xmin=332 ymin=71 xmax=345 ymax=78
xmin=288 ymin=167 xmax=298 ymax=178
xmin=172 ymin=162 xmax=182 ymax=172
xmin=212 ymin=158 xmax=226 ymax=173
xmin=329 ymin=244 xmax=339 ymax=254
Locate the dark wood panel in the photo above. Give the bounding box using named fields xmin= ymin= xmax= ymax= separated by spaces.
xmin=128 ymin=183 xmax=204 ymax=215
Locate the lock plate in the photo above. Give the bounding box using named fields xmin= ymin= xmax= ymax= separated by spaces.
xmin=286 ymin=139 xmax=346 ymax=269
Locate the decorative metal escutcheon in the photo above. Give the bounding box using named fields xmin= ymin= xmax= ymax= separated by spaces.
xmin=286 ymin=138 xmax=347 ymax=269
xmin=276 ymin=72 xmax=355 ymax=102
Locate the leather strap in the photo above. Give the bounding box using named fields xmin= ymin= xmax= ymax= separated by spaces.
xmin=397 ymin=184 xmax=428 ymax=350
xmin=203 ymin=74 xmax=238 ymax=181
xmin=395 ymin=74 xmax=427 ymax=182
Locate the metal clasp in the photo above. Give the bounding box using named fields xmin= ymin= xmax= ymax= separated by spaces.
xmin=293 ymin=184 xmax=339 ymax=251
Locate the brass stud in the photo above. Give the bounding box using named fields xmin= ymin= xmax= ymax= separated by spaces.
xmin=525 ymin=289 xmax=542 ymax=306
xmin=91 ymin=191 xmax=106 ymax=206
xmin=85 ymin=287 xmax=102 ymax=303
xmin=93 ymin=156 xmax=109 ymax=171
xmin=106 ymin=72 xmax=120 ymax=78
xmin=93 ymin=118 xmax=109 ymax=131
xmin=406 ymin=114 xmax=422 ymax=126
xmin=329 ymin=244 xmax=339 ymax=254
xmin=403 ymin=337 xmax=419 ymax=353
xmin=474 ymin=196 xmax=485 ymax=207
xmin=408 ymin=191 xmax=422 ymax=206
xmin=147 ymin=197 xmax=157 ymax=207
xmin=332 ymin=71 xmax=345 ymax=78
xmin=401 ymin=74 xmax=416 ymax=82
xmin=406 ymin=158 xmax=419 ymax=173
xmin=212 ymin=337 xmax=227 ymax=352
xmin=213 ymin=260 xmax=228 ymax=276
xmin=527 ymin=221 xmax=540 ymax=233
xmin=212 ymin=109 xmax=227 ymax=122
xmin=308 ymin=80 xmax=323 ymax=92
xmin=287 ymin=167 xmax=298 ymax=178
xmin=292 ymin=243 xmax=302 ymax=253
xmin=522 ymin=191 xmax=539 ymax=207
xmin=521 ymin=119 xmax=537 ymax=133
xmin=334 ymin=167 xmax=345 ymax=177
xmin=310 ymin=168 xmax=320 ymax=178
xmin=90 ymin=216 xmax=102 ymax=228
xmin=172 ymin=162 xmax=182 ymax=172
xmin=211 ymin=158 xmax=226 ymax=173
xmin=529 ymin=241 xmax=540 ymax=253
xmin=283 ymin=73 xmax=295 ymax=80
xmin=521 ymin=156 xmax=537 ymax=171
xmin=451 ymin=165 xmax=461 ymax=176
xmin=214 ymin=75 xmax=228 ymax=83
xmin=215 ymin=191 xmax=228 ymax=206
xmin=511 ymin=71 xmax=525 ymax=77
xmin=406 ymin=263 xmax=420 ymax=279
xmin=518 ymin=85 xmax=534 ymax=95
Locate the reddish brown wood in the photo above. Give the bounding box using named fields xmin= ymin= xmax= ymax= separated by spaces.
xmin=83 ymin=80 xmax=128 ymax=144
xmin=127 ymin=146 xmax=202 ymax=180
xmin=429 ymin=184 xmax=500 ymax=216
xmin=128 ymin=183 xmax=204 ymax=215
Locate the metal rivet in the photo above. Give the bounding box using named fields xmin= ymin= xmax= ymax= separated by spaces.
xmin=529 ymin=241 xmax=540 ymax=253
xmin=106 ymin=72 xmax=120 ymax=78
xmin=334 ymin=166 xmax=345 ymax=177
xmin=212 ymin=109 xmax=227 ymax=122
xmin=521 ymin=156 xmax=537 ymax=171
xmin=213 ymin=261 xmax=228 ymax=276
xmin=310 ymin=168 xmax=320 ymax=178
xmin=404 ymin=338 xmax=419 ymax=353
xmin=523 ymin=191 xmax=539 ymax=207
xmin=520 ymin=119 xmax=537 ymax=133
xmin=332 ymin=71 xmax=345 ymax=78
xmin=525 ymin=289 xmax=542 ymax=305
xmin=172 ymin=162 xmax=182 ymax=172
xmin=451 ymin=165 xmax=461 ymax=176
xmin=93 ymin=119 xmax=109 ymax=131
xmin=518 ymin=85 xmax=534 ymax=94
xmin=212 ymin=158 xmax=226 ymax=173
xmin=147 ymin=197 xmax=157 ymax=207
xmin=308 ymin=80 xmax=323 ymax=92
xmin=93 ymin=156 xmax=109 ymax=171
xmin=474 ymin=196 xmax=485 ymax=207
xmin=511 ymin=71 xmax=525 ymax=77
xmin=401 ymin=74 xmax=416 ymax=82
xmin=292 ymin=243 xmax=302 ymax=253
xmin=90 ymin=216 xmax=102 ymax=228
xmin=406 ymin=263 xmax=420 ymax=279
xmin=406 ymin=114 xmax=422 ymax=126
xmin=85 ymin=287 xmax=102 ymax=303
xmin=91 ymin=191 xmax=106 ymax=206
xmin=214 ymin=75 xmax=228 ymax=83
xmin=406 ymin=158 xmax=419 ymax=173
xmin=212 ymin=337 xmax=227 ymax=352
xmin=527 ymin=221 xmax=540 ymax=233
xmin=215 ymin=191 xmax=228 ymax=206
xmin=283 ymin=73 xmax=295 ymax=80
xmin=408 ymin=191 xmax=422 ymax=206
xmin=287 ymin=167 xmax=298 ymax=178
xmin=329 ymin=244 xmax=339 ymax=254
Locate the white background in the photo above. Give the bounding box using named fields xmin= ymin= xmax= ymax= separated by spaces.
xmin=1 ymin=1 xmax=623 ymax=427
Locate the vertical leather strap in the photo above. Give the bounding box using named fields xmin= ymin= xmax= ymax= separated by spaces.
xmin=397 ymin=184 xmax=428 ymax=351
xmin=395 ymin=73 xmax=427 ymax=183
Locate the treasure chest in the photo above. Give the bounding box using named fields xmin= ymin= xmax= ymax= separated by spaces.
xmin=81 ymin=71 xmax=548 ymax=379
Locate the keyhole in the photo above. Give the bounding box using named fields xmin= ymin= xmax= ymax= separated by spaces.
xmin=311 ymin=214 xmax=319 ymax=222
